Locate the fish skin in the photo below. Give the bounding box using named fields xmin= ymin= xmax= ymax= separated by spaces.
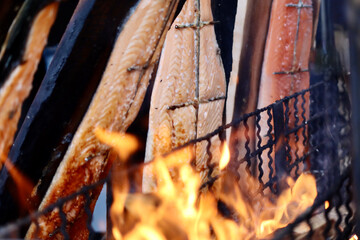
xmin=26 ymin=0 xmax=179 ymax=239
xmin=0 ymin=2 xmax=59 ymax=171
xmin=257 ymin=0 xmax=313 ymax=183
xmin=259 ymin=0 xmax=313 ymax=106
xmin=143 ymin=0 xmax=226 ymax=193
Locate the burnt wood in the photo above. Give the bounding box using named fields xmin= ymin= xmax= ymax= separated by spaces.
xmin=211 ymin=0 xmax=238 ymax=83
xmin=230 ymin=0 xmax=272 ymax=120
xmin=0 ymin=0 xmax=24 ymax=48
xmin=273 ymin=101 xmax=287 ymax=193
xmin=228 ymin=0 xmax=273 ymax=176
xmin=0 ymin=0 xmax=140 ymax=226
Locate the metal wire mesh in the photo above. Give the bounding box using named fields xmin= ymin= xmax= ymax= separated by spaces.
xmin=0 ymin=74 xmax=353 ymax=239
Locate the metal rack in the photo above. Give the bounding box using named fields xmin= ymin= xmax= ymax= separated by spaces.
xmin=0 ymin=72 xmax=353 ymax=239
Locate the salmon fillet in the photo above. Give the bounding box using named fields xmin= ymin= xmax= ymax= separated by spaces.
xmin=143 ymin=0 xmax=226 ymax=193
xmin=0 ymin=2 xmax=58 ymax=170
xmin=257 ymin=0 xmax=313 ymax=183
xmin=26 ymin=0 xmax=179 ymax=239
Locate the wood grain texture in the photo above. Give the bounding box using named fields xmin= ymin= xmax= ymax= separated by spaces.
xmin=225 ymin=0 xmax=272 ymax=183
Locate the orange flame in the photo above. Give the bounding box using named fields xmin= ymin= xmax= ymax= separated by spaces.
xmin=256 ymin=174 xmax=317 ymax=238
xmin=219 ymin=142 xmax=230 ymax=170
xmin=95 ymin=127 xmax=140 ymax=240
xmin=0 ymin=152 xmax=34 ymax=211
xmin=94 ymin=127 xmax=138 ymax=161
xmin=325 ymin=200 xmax=330 ymax=210
xmin=350 ymin=234 xmax=359 ymax=240
xmin=97 ymin=131 xmax=318 ymax=240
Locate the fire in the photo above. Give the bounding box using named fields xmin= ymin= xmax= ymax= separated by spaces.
xmin=219 ymin=142 xmax=230 ymax=170
xmin=325 ymin=200 xmax=330 ymax=209
xmin=256 ymin=174 xmax=317 ymax=238
xmin=94 ymin=127 xmax=139 ymax=161
xmin=1 ymin=152 xmax=34 ymax=211
xmin=96 ymin=131 xmax=318 ymax=240
xmin=94 ymin=127 xmax=140 ymax=239
xmin=350 ymin=235 xmax=359 ymax=240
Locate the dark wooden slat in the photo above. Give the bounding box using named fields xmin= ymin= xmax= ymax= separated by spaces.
xmin=231 ymin=0 xmax=273 ymax=120
xmin=0 ymin=0 xmax=140 ymax=226
xmin=228 ymin=0 xmax=273 ymax=177
xmin=212 ymin=0 xmax=238 ymax=83
xmin=0 ymin=0 xmax=24 ymax=48
xmin=16 ymin=0 xmax=80 ymax=136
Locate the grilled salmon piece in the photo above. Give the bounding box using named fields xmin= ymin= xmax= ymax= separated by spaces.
xmin=143 ymin=0 xmax=226 ymax=193
xmin=0 ymin=1 xmax=58 ymax=170
xmin=257 ymin=0 xmax=314 ymax=183
xmin=26 ymin=0 xmax=179 ymax=239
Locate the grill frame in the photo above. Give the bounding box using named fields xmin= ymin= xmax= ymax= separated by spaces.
xmin=0 ymin=74 xmax=353 ymax=239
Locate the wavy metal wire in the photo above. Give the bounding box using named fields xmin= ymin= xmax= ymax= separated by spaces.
xmin=0 ymin=75 xmax=353 ymax=239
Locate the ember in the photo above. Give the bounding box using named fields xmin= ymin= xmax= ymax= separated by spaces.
xmin=350 ymin=234 xmax=359 ymax=240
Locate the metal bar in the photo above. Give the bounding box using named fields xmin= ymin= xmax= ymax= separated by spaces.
xmin=272 ymin=101 xmax=287 ymax=192
xmin=284 ymin=106 xmax=334 ymax=136
xmin=167 ymin=96 xmax=226 ymax=110
xmin=273 ymin=69 xmax=308 ymax=75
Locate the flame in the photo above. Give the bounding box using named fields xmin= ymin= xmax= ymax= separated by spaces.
xmin=0 ymin=152 xmax=34 ymax=211
xmin=219 ymin=142 xmax=230 ymax=170
xmin=350 ymin=235 xmax=359 ymax=240
xmin=325 ymin=200 xmax=330 ymax=209
xmin=94 ymin=127 xmax=138 ymax=161
xmin=256 ymin=174 xmax=317 ymax=238
xmin=97 ymin=131 xmax=318 ymax=240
